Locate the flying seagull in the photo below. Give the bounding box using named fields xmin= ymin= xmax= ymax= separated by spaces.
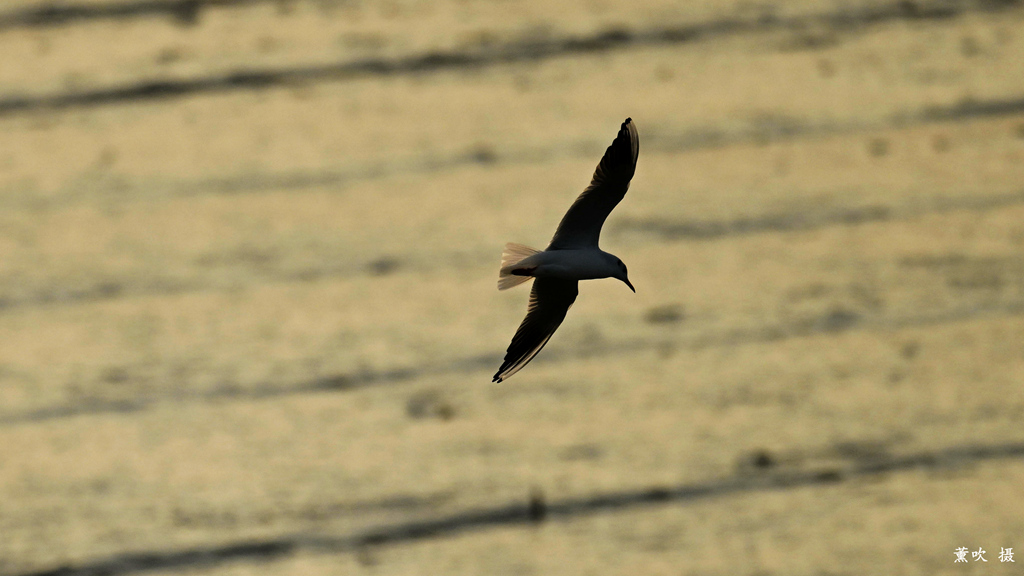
xmin=493 ymin=117 xmax=639 ymax=383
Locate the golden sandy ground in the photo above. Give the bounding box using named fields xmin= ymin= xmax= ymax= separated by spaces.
xmin=0 ymin=1 xmax=1023 ymax=574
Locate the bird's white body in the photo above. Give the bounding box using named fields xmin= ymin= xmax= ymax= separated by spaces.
xmin=514 ymin=249 xmax=621 ymax=281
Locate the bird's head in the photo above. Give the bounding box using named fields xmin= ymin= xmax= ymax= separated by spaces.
xmin=614 ymin=258 xmax=635 ymax=293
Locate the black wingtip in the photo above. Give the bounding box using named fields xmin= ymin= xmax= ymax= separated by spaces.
xmin=492 ymin=374 xmax=503 ymax=383
xmin=624 ymin=117 xmax=632 ymax=124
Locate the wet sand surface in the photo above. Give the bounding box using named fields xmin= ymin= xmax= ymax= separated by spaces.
xmin=1 ymin=1 xmax=1023 ymax=574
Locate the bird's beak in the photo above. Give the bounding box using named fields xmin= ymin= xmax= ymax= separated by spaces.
xmin=624 ymin=277 xmax=635 ymax=293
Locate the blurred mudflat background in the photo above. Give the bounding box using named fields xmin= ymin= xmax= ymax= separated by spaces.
xmin=1 ymin=0 xmax=1024 ymax=574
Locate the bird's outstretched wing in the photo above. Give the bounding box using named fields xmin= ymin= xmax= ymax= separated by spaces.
xmin=492 ymin=278 xmax=579 ymax=383
xmin=546 ymin=118 xmax=639 ymax=250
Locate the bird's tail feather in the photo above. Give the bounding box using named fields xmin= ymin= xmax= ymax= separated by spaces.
xmin=498 ymin=242 xmax=541 ymax=290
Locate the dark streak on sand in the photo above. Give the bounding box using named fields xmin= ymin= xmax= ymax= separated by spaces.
xmin=0 ymin=0 xmax=214 ymax=30
xmin=614 ymin=188 xmax=1024 ymax=241
xmin=10 ymin=93 xmax=1024 ymax=208
xmin=0 ymin=0 xmax=1011 ymax=32
xmin=0 ymin=186 xmax=1021 ymax=316
xmin=14 ymin=441 xmax=1024 ymax=576
xmin=0 ymin=0 xmax=1022 ymax=115
xmin=1 ymin=297 xmax=1022 ymax=426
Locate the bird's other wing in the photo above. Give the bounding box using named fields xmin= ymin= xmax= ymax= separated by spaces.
xmin=492 ymin=278 xmax=579 ymax=382
xmin=546 ymin=118 xmax=639 ymax=250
